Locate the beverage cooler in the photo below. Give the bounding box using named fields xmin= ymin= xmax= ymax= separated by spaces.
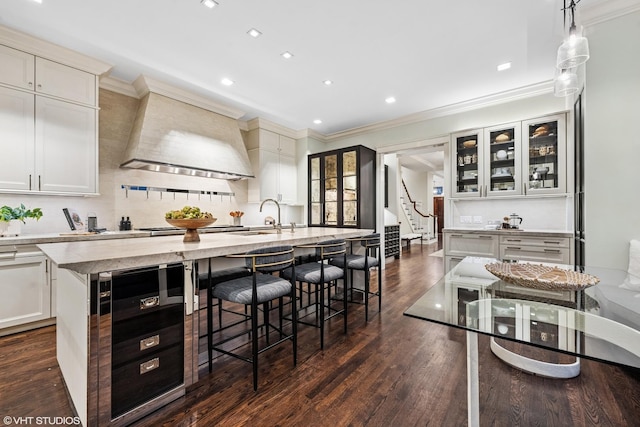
xmin=87 ymin=262 xmax=197 ymax=426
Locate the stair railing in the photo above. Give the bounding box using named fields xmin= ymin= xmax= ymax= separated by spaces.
xmin=401 ymin=179 xmax=434 ymax=219
xmin=401 ymin=179 xmax=437 ymax=239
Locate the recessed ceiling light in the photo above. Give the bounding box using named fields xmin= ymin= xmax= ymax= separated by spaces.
xmin=323 ymin=80 xmax=333 ymax=86
xmin=385 ymin=96 xmax=396 ymax=104
xmin=221 ymin=78 xmax=234 ymax=86
xmin=201 ymin=0 xmax=218 ymax=9
xmin=32 ymin=0 xmax=43 ymax=3
xmin=247 ymin=28 xmax=262 ymax=38
xmin=313 ymin=119 xmax=322 ymax=124
xmin=497 ymin=62 xmax=512 ymax=71
xmin=281 ymin=51 xmax=293 ymax=59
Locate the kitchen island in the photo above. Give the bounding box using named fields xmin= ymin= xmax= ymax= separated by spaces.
xmin=37 ymin=227 xmax=373 ymax=427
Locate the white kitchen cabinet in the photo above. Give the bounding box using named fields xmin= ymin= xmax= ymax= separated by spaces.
xmin=0 ymin=44 xmax=97 ymax=105
xmin=499 ymin=235 xmax=572 ymax=264
xmin=450 ymin=114 xmax=567 ymax=199
xmin=443 ymin=230 xmax=574 ymax=270
xmin=36 ymin=96 xmax=97 ymax=193
xmin=0 ymin=44 xmax=35 ymax=90
xmin=246 ymin=128 xmax=298 ymax=204
xmin=0 ymin=45 xmax=99 ymax=195
xmin=0 ymin=90 xmax=97 ymax=194
xmin=0 ymin=86 xmax=35 ymax=190
xmin=445 ymin=232 xmax=500 ymax=258
xmin=0 ymin=245 xmax=51 ymax=334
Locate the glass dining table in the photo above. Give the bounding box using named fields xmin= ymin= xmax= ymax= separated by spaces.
xmin=404 ymin=256 xmax=640 ymax=427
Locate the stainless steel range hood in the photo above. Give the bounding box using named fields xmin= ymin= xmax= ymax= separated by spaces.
xmin=121 ymin=91 xmax=254 ymax=180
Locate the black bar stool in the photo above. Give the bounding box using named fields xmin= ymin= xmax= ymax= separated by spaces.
xmin=330 ymin=234 xmax=381 ymax=321
xmin=209 ymin=245 xmax=297 ymax=391
xmin=282 ymin=239 xmax=347 ymax=349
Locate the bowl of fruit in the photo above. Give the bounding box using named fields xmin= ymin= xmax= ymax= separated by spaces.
xmin=165 ymin=206 xmax=216 ymax=242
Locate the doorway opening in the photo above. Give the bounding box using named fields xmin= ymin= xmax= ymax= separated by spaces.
xmin=381 ymin=138 xmax=447 ymax=246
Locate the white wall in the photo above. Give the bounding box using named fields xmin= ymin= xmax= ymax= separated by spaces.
xmin=450 ymin=197 xmax=572 ymax=230
xmin=584 ymin=10 xmax=640 ymax=269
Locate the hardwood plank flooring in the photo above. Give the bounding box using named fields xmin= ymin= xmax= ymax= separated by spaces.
xmin=1 ymin=243 xmax=639 ymax=426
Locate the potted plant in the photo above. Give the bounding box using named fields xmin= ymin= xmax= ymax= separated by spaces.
xmin=0 ymin=204 xmax=43 ymax=236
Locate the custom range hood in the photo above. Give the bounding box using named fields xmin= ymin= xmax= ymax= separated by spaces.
xmin=121 ymin=78 xmax=254 ymax=180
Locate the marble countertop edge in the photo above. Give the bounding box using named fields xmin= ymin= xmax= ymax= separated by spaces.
xmin=37 ymin=227 xmax=374 ymax=275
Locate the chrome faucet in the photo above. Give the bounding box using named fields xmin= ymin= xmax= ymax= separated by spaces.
xmin=260 ymin=198 xmax=282 ymax=233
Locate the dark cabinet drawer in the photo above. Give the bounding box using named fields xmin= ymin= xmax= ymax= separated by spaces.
xmin=112 ymin=306 xmax=184 ymax=367
xmin=111 ymin=343 xmax=184 ymax=419
xmin=111 ymin=264 xmax=184 ymax=322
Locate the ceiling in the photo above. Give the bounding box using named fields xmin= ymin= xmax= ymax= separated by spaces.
xmin=1 ymin=0 xmax=604 ymax=135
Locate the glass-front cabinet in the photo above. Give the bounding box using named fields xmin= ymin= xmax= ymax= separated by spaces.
xmin=484 ymin=122 xmax=521 ymax=197
xmin=522 ymin=114 xmax=566 ymax=195
xmin=450 ymin=114 xmax=566 ymax=198
xmin=451 ymin=129 xmax=484 ymax=198
xmin=308 ymin=145 xmax=376 ymax=229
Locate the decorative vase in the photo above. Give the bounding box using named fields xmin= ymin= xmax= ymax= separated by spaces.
xmin=0 ymin=220 xmax=22 ymax=237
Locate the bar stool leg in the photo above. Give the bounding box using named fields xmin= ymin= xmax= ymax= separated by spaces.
xmin=207 ymin=259 xmax=213 ymax=373
xmin=251 ymin=300 xmax=259 ymax=391
xmin=319 ymin=281 xmax=325 ymax=349
xmin=364 ymin=268 xmax=370 ymax=322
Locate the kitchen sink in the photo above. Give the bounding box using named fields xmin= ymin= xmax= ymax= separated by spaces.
xmin=234 ymin=229 xmax=290 ymax=236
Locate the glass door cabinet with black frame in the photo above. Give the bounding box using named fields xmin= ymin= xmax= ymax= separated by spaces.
xmin=308 ymin=145 xmax=376 ymax=229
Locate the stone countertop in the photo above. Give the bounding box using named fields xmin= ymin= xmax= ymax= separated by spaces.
xmin=442 ymin=228 xmax=573 ymax=238
xmin=37 ymin=227 xmax=373 ymax=275
xmin=0 ymin=230 xmax=150 ymax=246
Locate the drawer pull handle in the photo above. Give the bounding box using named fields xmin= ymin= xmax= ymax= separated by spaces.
xmin=450 ymin=234 xmax=463 ymax=237
xmin=506 ymin=247 xmax=521 ymax=250
xmin=543 ymin=241 xmax=561 ymax=244
xmin=478 ymin=235 xmax=493 ymax=239
xmin=140 ymin=296 xmax=159 ymax=310
xmin=544 ymin=249 xmax=561 ymax=253
xmin=139 ymin=357 xmax=160 ymax=375
xmin=505 ymin=239 xmax=521 ymax=242
xmin=140 ymin=335 xmax=160 ymax=351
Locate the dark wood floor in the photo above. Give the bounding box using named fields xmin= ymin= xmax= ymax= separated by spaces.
xmin=2 ymin=243 xmax=640 ymax=426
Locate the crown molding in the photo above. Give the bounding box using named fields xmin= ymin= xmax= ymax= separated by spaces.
xmin=131 ymin=75 xmax=246 ymax=119
xmin=99 ymin=76 xmax=139 ymax=98
xmin=298 ymin=128 xmax=327 ymax=141
xmin=0 ymin=24 xmax=112 ymax=75
xmin=581 ymin=0 xmax=640 ymax=27
xmin=319 ymin=80 xmax=554 ymax=141
xmin=243 ymin=117 xmax=299 ymax=139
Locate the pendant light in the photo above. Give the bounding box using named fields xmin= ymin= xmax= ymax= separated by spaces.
xmin=556 ymin=0 xmax=590 ymax=69
xmin=554 ymin=69 xmax=579 ymax=97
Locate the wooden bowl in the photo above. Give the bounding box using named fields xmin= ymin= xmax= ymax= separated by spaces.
xmin=166 ymin=218 xmax=217 ymax=242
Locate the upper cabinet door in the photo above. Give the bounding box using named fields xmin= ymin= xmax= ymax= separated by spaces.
xmin=522 ymin=114 xmax=567 ymax=195
xmin=451 ymin=129 xmax=484 ymax=198
xmin=35 ymin=97 xmax=97 ymax=194
xmin=484 ymin=122 xmax=522 ymax=197
xmin=0 ymin=45 xmax=35 ymax=90
xmin=0 ymin=86 xmax=35 ymax=190
xmin=35 ymin=57 xmax=97 ymax=105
